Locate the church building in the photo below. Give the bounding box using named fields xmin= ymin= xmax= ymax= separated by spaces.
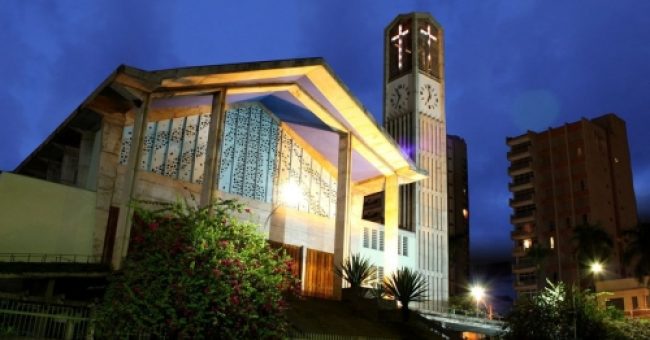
xmin=0 ymin=13 xmax=449 ymax=311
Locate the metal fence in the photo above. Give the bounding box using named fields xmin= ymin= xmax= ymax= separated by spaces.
xmin=0 ymin=299 xmax=91 ymax=339
xmin=290 ymin=333 xmax=397 ymax=340
xmin=0 ymin=253 xmax=101 ymax=264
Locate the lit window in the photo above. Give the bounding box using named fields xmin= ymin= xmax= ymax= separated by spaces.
xmin=614 ymin=157 xmax=619 ymax=163
xmin=462 ymin=208 xmax=469 ymax=219
xmin=550 ymin=236 xmax=555 ymax=249
xmin=523 ymin=239 xmax=532 ymax=249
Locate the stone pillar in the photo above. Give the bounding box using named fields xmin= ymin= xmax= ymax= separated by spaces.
xmin=113 ymin=94 xmax=151 ymax=268
xmin=200 ymin=90 xmax=227 ymax=207
xmin=384 ymin=174 xmax=399 ymax=277
xmin=333 ymin=131 xmax=352 ymax=299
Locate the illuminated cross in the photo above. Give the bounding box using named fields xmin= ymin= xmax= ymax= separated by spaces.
xmin=391 ymin=24 xmax=410 ymax=70
xmin=419 ymin=25 xmax=438 ymax=64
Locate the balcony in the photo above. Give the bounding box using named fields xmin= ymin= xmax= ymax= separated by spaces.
xmin=507 ymin=144 xmax=531 ymax=161
xmin=511 ymin=228 xmax=533 ymax=239
xmin=509 ymin=192 xmax=534 ymax=207
xmin=512 ymin=259 xmax=537 ymax=273
xmin=508 ymin=159 xmax=532 ymax=176
xmin=512 ymin=246 xmax=526 ymax=257
xmin=506 ymin=133 xmax=532 ymax=146
xmin=509 ymin=179 xmax=533 ymax=192
xmin=511 ymin=210 xmax=535 ymax=224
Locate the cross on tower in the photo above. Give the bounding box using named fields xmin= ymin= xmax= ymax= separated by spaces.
xmin=391 ymin=24 xmax=410 ymax=70
xmin=419 ymin=25 xmax=438 ymax=64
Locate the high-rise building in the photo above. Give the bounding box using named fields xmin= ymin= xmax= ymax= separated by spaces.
xmin=507 ymin=114 xmax=638 ymax=298
xmin=447 ymin=135 xmax=469 ymax=296
xmin=383 ymin=13 xmax=448 ymax=310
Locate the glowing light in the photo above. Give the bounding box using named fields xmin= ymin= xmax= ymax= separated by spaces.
xmin=462 ymin=208 xmax=469 ymax=219
xmin=523 ymin=239 xmax=532 ymax=249
xmin=279 ymin=181 xmax=303 ymax=207
xmin=549 ymin=236 xmax=555 ymax=249
xmin=419 ymin=25 xmax=438 ymax=62
xmin=590 ymin=261 xmax=604 ymax=275
xmin=471 ymin=285 xmax=485 ymax=300
xmin=391 ymin=24 xmax=410 ymax=70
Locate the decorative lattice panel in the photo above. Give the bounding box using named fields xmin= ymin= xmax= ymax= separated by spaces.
xmin=118 ymin=103 xmax=337 ymax=217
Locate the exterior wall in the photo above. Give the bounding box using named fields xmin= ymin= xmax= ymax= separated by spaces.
xmin=508 ymin=114 xmax=638 ymax=298
xmin=596 ymin=277 xmax=650 ymax=319
xmin=447 ymin=135 xmax=469 ymax=296
xmin=0 ymin=172 xmax=95 ymax=257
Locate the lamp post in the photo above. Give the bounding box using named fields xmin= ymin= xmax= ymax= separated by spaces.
xmin=470 ymin=285 xmax=486 ymax=318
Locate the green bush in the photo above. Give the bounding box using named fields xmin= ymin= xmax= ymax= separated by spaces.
xmin=94 ymin=199 xmax=298 ymax=339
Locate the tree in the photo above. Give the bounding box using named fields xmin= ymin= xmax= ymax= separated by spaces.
xmin=383 ymin=267 xmax=427 ymax=321
xmin=572 ymin=223 xmax=613 ymax=285
xmin=94 ymin=199 xmax=298 ymax=339
xmin=334 ymin=253 xmax=377 ymax=295
xmin=527 ymin=243 xmax=550 ymax=286
xmin=623 ymin=222 xmax=650 ymax=285
xmin=504 ymin=280 xmax=650 ymax=339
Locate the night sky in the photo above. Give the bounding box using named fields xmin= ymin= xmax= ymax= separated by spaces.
xmin=1 ymin=1 xmax=649 ymax=264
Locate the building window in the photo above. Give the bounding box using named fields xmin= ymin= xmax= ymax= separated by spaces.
xmin=363 ymin=228 xmax=369 ymax=248
xmin=614 ymin=157 xmax=619 ymax=163
xmin=577 ymin=147 xmax=582 ymax=157
xmin=398 ymin=236 xmax=402 ymax=255
xmin=550 ymin=236 xmax=555 ymax=249
xmin=371 ymin=229 xmax=378 ymax=250
xmin=462 ymin=208 xmax=469 ymax=219
xmin=379 ymin=231 xmax=385 ymax=251
xmin=523 ymin=239 xmax=532 ymax=249
xmin=632 ymin=296 xmax=638 ymax=310
xmin=402 ymin=236 xmax=409 ymax=256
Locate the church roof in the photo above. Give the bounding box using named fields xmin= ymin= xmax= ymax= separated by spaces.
xmin=17 ymin=58 xmax=426 ymax=189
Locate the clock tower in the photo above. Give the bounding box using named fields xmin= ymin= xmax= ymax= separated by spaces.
xmin=384 ymin=13 xmax=448 ymax=311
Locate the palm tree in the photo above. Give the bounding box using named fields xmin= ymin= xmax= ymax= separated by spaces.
xmin=571 ymin=223 xmax=613 ymax=286
xmin=383 ymin=267 xmax=427 ymax=321
xmin=623 ymin=222 xmax=650 ymax=285
xmin=335 ymin=253 xmax=376 ymax=294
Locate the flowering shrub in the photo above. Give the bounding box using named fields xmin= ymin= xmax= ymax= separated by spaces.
xmin=95 ymin=199 xmax=298 ymax=339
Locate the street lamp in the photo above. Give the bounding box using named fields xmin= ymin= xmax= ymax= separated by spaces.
xmin=470 ymin=285 xmax=486 ymax=317
xmin=589 ymin=261 xmax=603 ymax=276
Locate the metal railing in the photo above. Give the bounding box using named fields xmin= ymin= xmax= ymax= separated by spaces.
xmin=0 ymin=253 xmax=101 ymax=264
xmin=0 ymin=299 xmax=91 ymax=339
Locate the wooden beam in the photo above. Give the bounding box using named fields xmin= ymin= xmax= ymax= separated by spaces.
xmin=200 ymin=90 xmax=227 ymax=207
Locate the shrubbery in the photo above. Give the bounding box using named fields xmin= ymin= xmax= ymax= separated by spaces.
xmin=95 ymin=200 xmax=298 ymax=339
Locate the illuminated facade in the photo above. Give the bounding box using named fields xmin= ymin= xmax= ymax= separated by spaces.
xmin=384 ymin=13 xmax=448 ymax=311
xmin=6 ymin=59 xmax=426 ymax=300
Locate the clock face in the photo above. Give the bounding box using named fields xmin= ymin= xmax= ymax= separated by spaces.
xmin=389 ymin=83 xmax=410 ymax=114
xmin=419 ymin=83 xmax=439 ymax=112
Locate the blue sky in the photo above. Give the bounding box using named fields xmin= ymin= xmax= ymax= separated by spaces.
xmin=1 ymin=0 xmax=649 ymax=263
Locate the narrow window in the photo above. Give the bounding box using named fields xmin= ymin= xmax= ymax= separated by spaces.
xmin=403 ymin=237 xmax=409 ymax=257
xmin=550 ymin=236 xmax=555 ymax=249
xmin=371 ymin=229 xmax=378 ymax=250
xmin=363 ymin=228 xmax=369 ymax=248
xmin=379 ymin=231 xmax=385 ymax=251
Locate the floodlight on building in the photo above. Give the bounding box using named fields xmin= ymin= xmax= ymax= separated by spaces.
xmin=279 ymin=181 xmax=303 ymax=207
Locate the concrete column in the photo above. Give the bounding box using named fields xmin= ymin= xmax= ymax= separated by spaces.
xmin=200 ymin=90 xmax=227 ymax=207
xmin=333 ymin=131 xmax=352 ymax=299
xmin=384 ymin=174 xmax=399 ymax=277
xmin=113 ymin=94 xmax=151 ymax=269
